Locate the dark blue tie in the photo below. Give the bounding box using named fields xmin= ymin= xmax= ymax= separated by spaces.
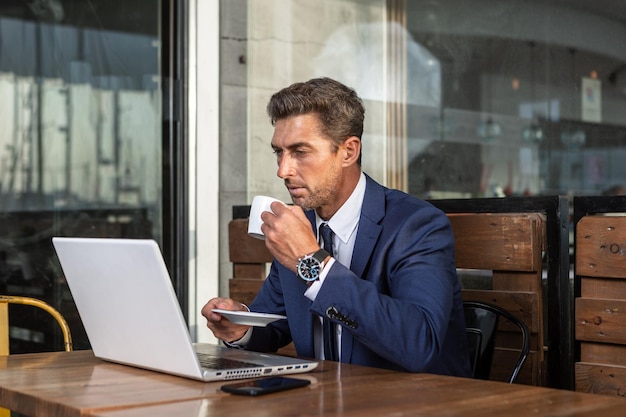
xmin=319 ymin=223 xmax=338 ymax=362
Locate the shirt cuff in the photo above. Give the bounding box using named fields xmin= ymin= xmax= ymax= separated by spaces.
xmin=222 ymin=303 xmax=252 ymax=348
xmin=223 ymin=326 xmax=253 ymax=348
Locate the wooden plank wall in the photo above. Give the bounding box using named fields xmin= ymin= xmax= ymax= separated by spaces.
xmin=575 ymin=215 xmax=626 ymax=396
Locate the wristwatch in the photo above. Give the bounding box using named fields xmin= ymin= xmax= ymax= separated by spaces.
xmin=297 ymin=249 xmax=331 ymax=283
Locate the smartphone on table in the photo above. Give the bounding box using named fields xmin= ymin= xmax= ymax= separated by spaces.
xmin=221 ymin=376 xmax=310 ymax=396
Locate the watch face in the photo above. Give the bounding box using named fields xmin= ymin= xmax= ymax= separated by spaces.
xmin=297 ymin=257 xmax=321 ymax=282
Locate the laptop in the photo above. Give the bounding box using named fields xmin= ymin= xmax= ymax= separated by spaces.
xmin=52 ymin=237 xmax=318 ymax=381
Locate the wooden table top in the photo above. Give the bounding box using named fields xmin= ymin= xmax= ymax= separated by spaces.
xmin=1 ymin=350 xmax=625 ymax=417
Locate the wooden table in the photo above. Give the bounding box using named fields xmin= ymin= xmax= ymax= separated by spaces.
xmin=1 ymin=350 xmax=625 ymax=417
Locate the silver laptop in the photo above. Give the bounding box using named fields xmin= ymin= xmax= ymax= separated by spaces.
xmin=52 ymin=237 xmax=318 ymax=381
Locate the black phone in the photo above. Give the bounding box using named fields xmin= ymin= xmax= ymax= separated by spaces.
xmin=221 ymin=376 xmax=310 ymax=396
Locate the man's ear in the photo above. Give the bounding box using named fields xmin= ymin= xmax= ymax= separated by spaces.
xmin=341 ymin=136 xmax=361 ymax=166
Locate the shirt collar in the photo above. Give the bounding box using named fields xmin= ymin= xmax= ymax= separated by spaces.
xmin=316 ymin=172 xmax=366 ymax=244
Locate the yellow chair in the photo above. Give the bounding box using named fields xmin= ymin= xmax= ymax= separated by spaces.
xmin=0 ymin=295 xmax=73 ymax=416
xmin=0 ymin=295 xmax=73 ymax=355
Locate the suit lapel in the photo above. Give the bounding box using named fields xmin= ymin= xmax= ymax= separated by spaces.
xmin=349 ymin=175 xmax=384 ymax=277
xmin=343 ymin=175 xmax=387 ymax=363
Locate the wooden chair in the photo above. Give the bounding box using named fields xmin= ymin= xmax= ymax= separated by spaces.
xmin=228 ymin=218 xmax=273 ymax=307
xmin=446 ymin=212 xmax=545 ymax=385
xmin=431 ymin=196 xmax=570 ymax=388
xmin=574 ymin=196 xmax=626 ymax=396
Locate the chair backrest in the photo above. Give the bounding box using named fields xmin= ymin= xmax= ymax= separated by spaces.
xmin=0 ymin=295 xmax=73 ymax=355
xmin=430 ymin=196 xmax=571 ymax=389
xmin=573 ymin=196 xmax=626 ymax=396
xmin=464 ymin=300 xmax=530 ymax=384
xmin=444 ymin=212 xmax=544 ymax=385
xmin=228 ymin=218 xmax=273 ymax=307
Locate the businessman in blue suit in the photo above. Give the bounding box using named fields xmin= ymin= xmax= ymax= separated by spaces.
xmin=203 ymin=77 xmax=471 ymax=377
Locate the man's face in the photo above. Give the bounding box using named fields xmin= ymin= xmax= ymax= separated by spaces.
xmin=271 ymin=114 xmax=343 ymax=213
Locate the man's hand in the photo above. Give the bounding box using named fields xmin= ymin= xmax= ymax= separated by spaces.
xmin=260 ymin=202 xmax=320 ymax=273
xmin=201 ymin=297 xmax=250 ymax=343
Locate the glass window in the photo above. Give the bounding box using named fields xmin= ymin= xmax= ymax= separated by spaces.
xmin=405 ymin=0 xmax=626 ymax=199
xmin=0 ymin=0 xmax=166 ymax=352
xmin=217 ymin=0 xmax=626 ymax=285
xmin=219 ymin=0 xmax=626 ymax=204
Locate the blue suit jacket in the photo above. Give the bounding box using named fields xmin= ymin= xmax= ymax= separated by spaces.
xmin=247 ymin=175 xmax=471 ymax=377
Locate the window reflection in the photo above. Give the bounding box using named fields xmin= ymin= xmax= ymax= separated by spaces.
xmin=232 ymin=0 xmax=626 ymax=203
xmin=407 ymin=0 xmax=626 ymax=198
xmin=0 ymin=0 xmax=162 ymax=352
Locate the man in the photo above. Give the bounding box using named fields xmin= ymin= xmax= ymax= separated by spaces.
xmin=202 ymin=77 xmax=471 ymax=376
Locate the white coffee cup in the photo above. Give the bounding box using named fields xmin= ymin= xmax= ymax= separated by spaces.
xmin=248 ymin=195 xmax=283 ymax=239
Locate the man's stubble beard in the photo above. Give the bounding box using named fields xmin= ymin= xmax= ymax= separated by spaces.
xmin=292 ymin=164 xmax=341 ymax=212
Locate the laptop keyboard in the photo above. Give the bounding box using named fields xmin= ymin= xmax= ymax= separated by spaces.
xmin=196 ymin=353 xmax=259 ymax=370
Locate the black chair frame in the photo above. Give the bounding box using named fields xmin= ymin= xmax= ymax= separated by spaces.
xmin=464 ymin=300 xmax=530 ymax=384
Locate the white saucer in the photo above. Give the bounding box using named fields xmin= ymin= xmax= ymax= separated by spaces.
xmin=212 ymin=309 xmax=287 ymax=327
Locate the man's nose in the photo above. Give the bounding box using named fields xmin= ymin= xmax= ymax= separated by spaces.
xmin=277 ymin=155 xmax=295 ymax=178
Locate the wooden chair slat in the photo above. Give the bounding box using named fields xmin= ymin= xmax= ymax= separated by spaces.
xmin=229 ymin=219 xmax=272 ymax=265
xmin=228 ymin=278 xmax=264 ymax=307
xmin=580 ymin=277 xmax=626 ymax=299
xmin=575 ymin=298 xmax=626 ymax=345
xmin=580 ymin=342 xmax=626 ymax=365
xmin=576 ymin=216 xmax=626 ymax=279
xmin=450 ymin=214 xmax=543 ymax=272
xmin=233 ymin=264 xmax=266 ymax=280
xmin=575 ymin=362 xmax=626 ymax=395
xmin=492 ymin=272 xmax=542 ymax=293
